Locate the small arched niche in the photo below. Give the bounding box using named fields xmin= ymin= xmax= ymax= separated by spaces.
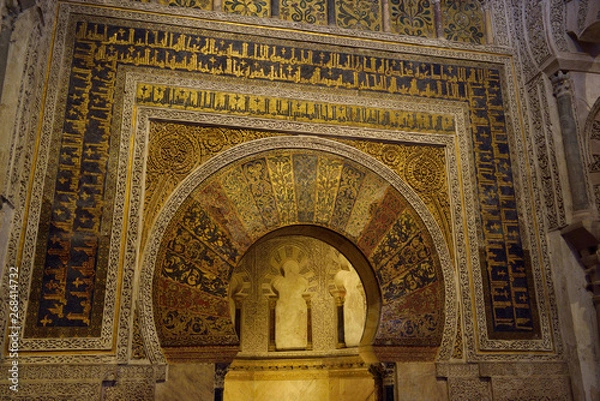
xmin=229 ymin=230 xmax=375 ymax=356
xmin=225 ymin=228 xmax=379 ymax=401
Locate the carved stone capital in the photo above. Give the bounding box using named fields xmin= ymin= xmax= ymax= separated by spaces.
xmin=214 ymin=362 xmax=230 ymax=388
xmin=1 ymin=0 xmax=17 ymax=22
xmin=561 ymin=219 xmax=600 ymax=268
xmin=0 ymin=194 xmax=13 ymax=211
xmin=551 ymin=70 xmax=572 ymax=98
xmin=549 ymin=69 xmax=590 ymax=211
xmin=231 ymin=293 xmax=247 ymax=307
xmin=561 ymin=219 xmax=600 ymax=336
xmin=1 ymin=0 xmax=40 ymax=25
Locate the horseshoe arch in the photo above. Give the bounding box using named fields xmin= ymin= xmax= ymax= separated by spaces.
xmin=138 ymin=135 xmax=456 ymax=363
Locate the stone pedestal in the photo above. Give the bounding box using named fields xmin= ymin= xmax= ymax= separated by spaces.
xmin=437 ymin=362 xmax=572 ymax=401
xmin=223 ymin=357 xmax=376 ymax=401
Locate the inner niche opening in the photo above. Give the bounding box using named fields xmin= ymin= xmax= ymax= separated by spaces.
xmin=228 ymin=234 xmax=368 ymax=356
xmin=224 ymin=234 xmax=377 ymax=401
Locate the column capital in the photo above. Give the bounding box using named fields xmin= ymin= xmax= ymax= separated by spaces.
xmin=551 ymin=70 xmax=572 ymax=98
xmin=214 ymin=362 xmax=230 ymax=388
xmin=2 ymin=0 xmax=39 ymax=23
xmin=0 ymin=195 xmax=13 ymax=211
xmin=561 ymin=219 xmax=600 ymax=338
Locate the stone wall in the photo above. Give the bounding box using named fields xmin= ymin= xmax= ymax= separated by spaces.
xmin=0 ymin=0 xmax=597 ymax=399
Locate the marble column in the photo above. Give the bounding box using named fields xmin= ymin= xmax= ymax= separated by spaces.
xmin=553 ymin=70 xmax=600 ymax=341
xmin=368 ymin=363 xmax=386 ymax=401
xmin=551 ymin=70 xmax=590 ymax=213
xmin=0 ymin=2 xmax=16 ymax=103
xmin=331 ymin=289 xmax=346 ymax=348
xmin=303 ymin=293 xmax=313 ymax=350
xmin=382 ymin=363 xmax=396 ymax=401
xmin=214 ymin=363 xmax=230 ymax=401
xmin=267 ymin=295 xmax=276 ymax=352
xmin=232 ymin=293 xmax=246 ymax=341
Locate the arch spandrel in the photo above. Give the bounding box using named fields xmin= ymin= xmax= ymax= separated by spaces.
xmin=145 ymin=136 xmax=453 ymax=361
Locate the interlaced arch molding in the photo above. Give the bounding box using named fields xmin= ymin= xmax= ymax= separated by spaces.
xmin=138 ymin=136 xmax=457 ymax=363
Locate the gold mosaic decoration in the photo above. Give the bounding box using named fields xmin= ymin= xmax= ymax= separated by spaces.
xmin=338 ymin=140 xmax=453 ymax=258
xmin=153 ymin=147 xmax=445 ymax=348
xmin=134 ymin=0 xmax=212 ymax=9
xmin=441 ymin=0 xmax=485 ymax=44
xmin=223 ymin=0 xmax=270 ymax=17
xmin=136 ymin=85 xmax=456 ymax=134
xmin=280 ymin=0 xmax=327 ymax=24
xmin=388 ymin=0 xmax=435 ymax=37
xmin=144 ymin=122 xmax=279 ymax=247
xmin=334 ymin=0 xmax=382 ymax=31
xmin=133 ymin=0 xmax=487 ymax=45
xmin=143 ymin=122 xmax=453 ymax=259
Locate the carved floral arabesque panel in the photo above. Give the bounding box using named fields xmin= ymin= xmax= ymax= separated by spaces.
xmin=133 ymin=0 xmax=486 ymax=43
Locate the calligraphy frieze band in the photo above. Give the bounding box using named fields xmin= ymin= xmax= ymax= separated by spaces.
xmin=136 ymin=84 xmax=456 ymax=134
